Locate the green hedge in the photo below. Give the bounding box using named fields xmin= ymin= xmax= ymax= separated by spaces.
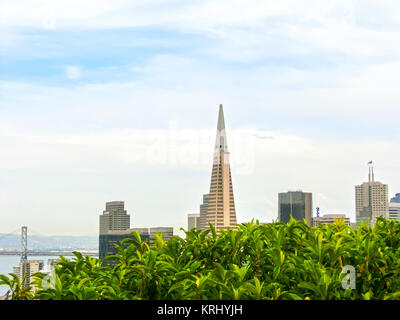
xmin=1 ymin=217 xmax=400 ymax=300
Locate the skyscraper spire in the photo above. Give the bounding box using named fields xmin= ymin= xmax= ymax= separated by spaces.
xmin=217 ymin=104 xmax=225 ymax=131
xmin=368 ymin=166 xmax=371 ymax=183
xmin=368 ymin=161 xmax=374 ymax=183
xmin=201 ymin=104 xmax=237 ymax=232
xmin=215 ymin=104 xmax=228 ymax=154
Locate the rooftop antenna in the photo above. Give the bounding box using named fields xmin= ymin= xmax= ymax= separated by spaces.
xmin=367 ymin=161 xmax=374 ymax=183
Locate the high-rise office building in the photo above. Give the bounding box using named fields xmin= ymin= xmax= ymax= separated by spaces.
xmin=312 ymin=214 xmax=350 ymax=227
xmin=149 ymin=227 xmax=174 ymax=244
xmin=99 ymin=227 xmax=173 ymax=266
xmin=204 ymin=104 xmax=237 ymax=232
xmin=187 ymin=213 xmax=201 ymax=230
xmin=99 ymin=229 xmax=150 ymax=266
xmin=199 ymin=193 xmax=209 ymax=231
xmin=390 ymin=193 xmax=400 ymax=203
xmin=278 ymin=191 xmax=312 ymax=225
xmin=99 ymin=201 xmax=130 ymax=235
xmin=13 ymin=260 xmax=44 ymax=288
xmin=389 ymin=202 xmax=400 ymax=222
xmin=355 ymin=165 xmax=388 ymax=226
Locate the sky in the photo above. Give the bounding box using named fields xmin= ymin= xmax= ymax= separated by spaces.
xmin=1 ymin=0 xmax=400 ymax=236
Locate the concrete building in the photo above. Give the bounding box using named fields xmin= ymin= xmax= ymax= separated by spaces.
xmin=149 ymin=227 xmax=174 ymax=245
xmin=389 ymin=202 xmax=400 ymax=222
xmin=199 ymin=193 xmax=209 ymax=231
xmin=99 ymin=201 xmax=131 ymax=266
xmin=312 ymin=214 xmax=350 ymax=227
xmin=99 ymin=201 xmax=130 ymax=235
xmin=204 ymin=104 xmax=237 ymax=233
xmin=278 ymin=191 xmax=312 ymax=225
xmin=355 ymin=165 xmax=389 ymax=226
xmin=187 ymin=213 xmax=201 ymax=231
xmin=13 ymin=259 xmax=44 ymax=288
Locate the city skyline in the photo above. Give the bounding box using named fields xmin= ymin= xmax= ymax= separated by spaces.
xmin=1 ymin=1 xmax=400 ymax=235
xmin=0 ymin=102 xmax=398 ymax=236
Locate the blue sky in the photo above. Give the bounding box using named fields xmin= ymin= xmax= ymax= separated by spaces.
xmin=1 ymin=0 xmax=400 ymax=236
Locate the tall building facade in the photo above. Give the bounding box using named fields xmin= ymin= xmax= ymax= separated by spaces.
xmin=204 ymin=105 xmax=237 ymax=232
xmin=13 ymin=260 xmax=44 ymax=288
xmin=99 ymin=201 xmax=130 ymax=235
xmin=355 ymin=166 xmax=388 ymax=226
xmin=99 ymin=227 xmax=173 ymax=266
xmin=187 ymin=213 xmax=201 ymax=230
xmin=199 ymin=193 xmax=209 ymax=230
xmin=149 ymin=227 xmax=174 ymax=244
xmin=278 ymin=191 xmax=312 ymax=225
xmin=99 ymin=230 xmax=149 ymax=266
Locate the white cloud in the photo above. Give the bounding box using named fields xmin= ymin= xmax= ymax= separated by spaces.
xmin=1 ymin=0 xmax=400 ymax=45
xmin=65 ymin=66 xmax=81 ymax=79
xmin=4 ymin=51 xmax=400 ymax=118
xmin=0 ymin=0 xmax=391 ymax=30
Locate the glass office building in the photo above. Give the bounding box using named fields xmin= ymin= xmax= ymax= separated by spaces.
xmin=99 ymin=231 xmax=150 ymax=267
xmin=278 ymin=191 xmax=312 ymax=225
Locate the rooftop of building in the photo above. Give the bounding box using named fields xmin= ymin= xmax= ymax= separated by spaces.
xmin=188 ymin=213 xmax=200 ymax=217
xmin=279 ymin=190 xmax=312 ymax=195
xmin=315 ymin=214 xmax=348 ymax=218
xmin=106 ymin=201 xmax=125 ymax=205
xmin=107 ymin=227 xmax=174 ymax=235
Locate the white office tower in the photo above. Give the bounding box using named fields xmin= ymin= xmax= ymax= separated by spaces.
xmin=355 ymin=164 xmax=389 ymax=227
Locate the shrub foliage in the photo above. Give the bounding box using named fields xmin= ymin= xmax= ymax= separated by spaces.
xmin=1 ymin=217 xmax=400 ymax=300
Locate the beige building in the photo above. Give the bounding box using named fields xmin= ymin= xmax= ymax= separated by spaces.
xmin=187 ymin=213 xmax=201 ymax=231
xmin=13 ymin=259 xmax=44 ymax=288
xmin=149 ymin=227 xmax=174 ymax=245
xmin=204 ymin=105 xmax=237 ymax=232
xmin=355 ymin=165 xmax=388 ymax=226
xmin=312 ymin=214 xmax=350 ymax=226
xmin=99 ymin=201 xmax=130 ymax=235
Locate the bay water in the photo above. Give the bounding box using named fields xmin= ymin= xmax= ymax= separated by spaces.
xmin=0 ymin=255 xmax=97 ymax=296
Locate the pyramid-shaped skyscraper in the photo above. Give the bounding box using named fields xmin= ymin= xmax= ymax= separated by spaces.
xmin=200 ymin=104 xmax=237 ymax=232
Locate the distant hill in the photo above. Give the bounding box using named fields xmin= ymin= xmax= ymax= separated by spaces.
xmin=0 ymin=234 xmax=98 ymax=251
